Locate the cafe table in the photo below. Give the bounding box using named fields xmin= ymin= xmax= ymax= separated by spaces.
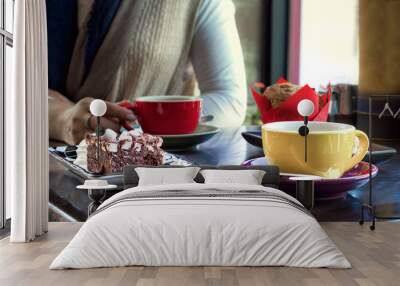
xmin=49 ymin=126 xmax=400 ymax=222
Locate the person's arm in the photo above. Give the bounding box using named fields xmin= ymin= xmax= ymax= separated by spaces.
xmin=49 ymin=89 xmax=136 ymax=145
xmin=190 ymin=0 xmax=247 ymax=127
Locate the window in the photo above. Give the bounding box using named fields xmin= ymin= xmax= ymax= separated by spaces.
xmin=233 ymin=0 xmax=264 ymax=87
xmin=233 ymin=0 xmax=290 ymax=125
xmin=299 ymin=0 xmax=358 ymax=87
xmin=1 ymin=0 xmax=14 ymax=229
xmin=232 ymin=0 xmax=264 ymax=124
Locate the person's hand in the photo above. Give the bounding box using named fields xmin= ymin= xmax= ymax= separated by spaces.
xmin=59 ymin=97 xmax=136 ymax=145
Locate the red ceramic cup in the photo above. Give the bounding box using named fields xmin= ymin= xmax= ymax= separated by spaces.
xmin=120 ymin=96 xmax=202 ymax=135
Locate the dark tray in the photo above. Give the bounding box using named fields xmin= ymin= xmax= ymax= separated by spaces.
xmin=49 ymin=146 xmax=191 ymax=188
xmin=49 ymin=147 xmax=125 ymax=187
xmin=242 ymin=131 xmax=397 ymax=164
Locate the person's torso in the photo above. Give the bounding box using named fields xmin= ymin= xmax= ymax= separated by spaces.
xmin=67 ymin=0 xmax=201 ymax=102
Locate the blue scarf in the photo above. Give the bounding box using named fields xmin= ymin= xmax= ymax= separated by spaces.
xmin=84 ymin=0 xmax=122 ymax=79
xmin=47 ymin=0 xmax=122 ymax=94
xmin=46 ymin=0 xmax=78 ymax=94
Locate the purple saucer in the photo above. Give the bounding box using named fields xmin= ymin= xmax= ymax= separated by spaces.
xmin=242 ymin=157 xmax=379 ymax=200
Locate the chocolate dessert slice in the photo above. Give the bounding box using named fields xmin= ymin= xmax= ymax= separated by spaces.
xmin=86 ymin=129 xmax=164 ymax=174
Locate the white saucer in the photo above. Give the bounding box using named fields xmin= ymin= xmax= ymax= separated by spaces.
xmin=77 ymin=184 xmax=117 ymax=190
xmin=77 ymin=179 xmax=117 ymax=190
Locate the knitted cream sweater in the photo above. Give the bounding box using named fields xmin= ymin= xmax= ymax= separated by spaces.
xmin=67 ymin=0 xmax=201 ymax=102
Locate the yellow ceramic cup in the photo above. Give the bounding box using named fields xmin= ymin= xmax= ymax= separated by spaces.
xmin=262 ymin=121 xmax=369 ymax=179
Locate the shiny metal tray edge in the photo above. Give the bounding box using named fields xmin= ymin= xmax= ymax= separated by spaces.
xmin=49 ymin=148 xmax=125 ymax=186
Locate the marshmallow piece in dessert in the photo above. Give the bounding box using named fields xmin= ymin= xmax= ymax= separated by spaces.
xmin=128 ymin=129 xmax=142 ymax=137
xmin=119 ymin=131 xmax=131 ymax=141
xmin=103 ymin=129 xmax=118 ymax=141
xmin=74 ymin=139 xmax=88 ymax=169
xmin=119 ymin=131 xmax=133 ymax=150
xmin=121 ymin=141 xmax=132 ymax=150
xmin=133 ymin=142 xmax=142 ymax=152
xmin=107 ymin=142 xmax=118 ymax=153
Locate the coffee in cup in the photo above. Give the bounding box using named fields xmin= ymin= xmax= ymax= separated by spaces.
xmin=125 ymin=95 xmax=202 ymax=135
xmin=262 ymin=121 xmax=369 ymax=179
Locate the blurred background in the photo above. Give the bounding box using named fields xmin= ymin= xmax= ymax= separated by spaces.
xmin=233 ymin=0 xmax=359 ymax=124
xmin=233 ymin=0 xmax=399 ymax=143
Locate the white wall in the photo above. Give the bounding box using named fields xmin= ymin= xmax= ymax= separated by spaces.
xmin=299 ymin=0 xmax=359 ymax=88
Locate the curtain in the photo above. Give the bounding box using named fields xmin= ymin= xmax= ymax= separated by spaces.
xmin=9 ymin=0 xmax=49 ymax=242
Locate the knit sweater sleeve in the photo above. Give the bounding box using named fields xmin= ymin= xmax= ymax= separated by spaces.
xmin=190 ymin=0 xmax=247 ymax=127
